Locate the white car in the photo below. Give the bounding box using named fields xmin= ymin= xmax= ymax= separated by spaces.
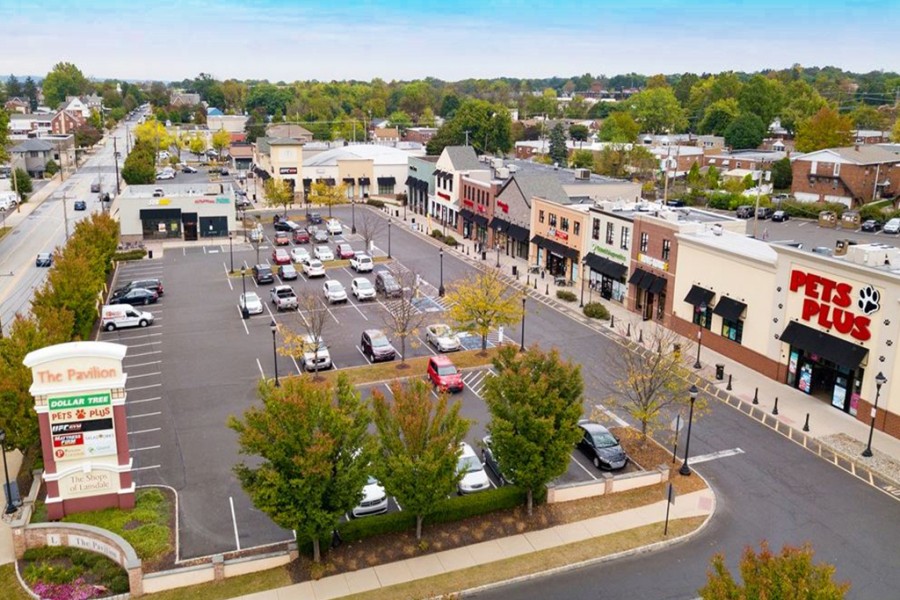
xmin=301 ymin=258 xmax=325 ymax=278
xmin=290 ymin=246 xmax=310 ymax=263
xmin=351 ymin=277 xmax=376 ymax=301
xmin=239 ymin=291 xmax=263 ymax=315
xmin=457 ymin=442 xmax=490 ymax=495
xmin=425 ymin=323 xmax=461 ymax=352
xmin=352 ymin=475 xmax=388 ymax=517
xmin=299 ymin=334 xmax=332 ymax=371
xmin=326 ymin=219 xmax=343 ymax=235
xmin=350 ymin=253 xmax=374 ymax=272
xmin=249 ymin=225 xmax=264 ymax=242
xmin=315 ymin=245 xmax=335 ymax=261
xmin=155 ymin=170 xmax=175 ymax=180
xmin=323 ymin=280 xmax=348 ymax=303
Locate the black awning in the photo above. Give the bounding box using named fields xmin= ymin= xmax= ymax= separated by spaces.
xmin=404 ymin=176 xmax=413 ymax=185
xmin=459 ymin=208 xmax=475 ymax=220
xmin=507 ymin=223 xmax=530 ymax=242
xmin=343 ymin=177 xmax=356 ymax=183
xmin=628 ymin=268 xmax=662 ymax=291
xmin=713 ymin=296 xmax=747 ymax=321
xmin=432 ymin=169 xmax=441 ymax=176
xmin=259 ymin=170 xmax=271 ymax=181
xmin=583 ymin=253 xmax=627 ymax=280
xmin=473 ymin=213 xmax=489 ymax=227
xmin=140 ymin=208 xmax=181 ymax=220
xmin=648 ymin=275 xmax=667 ymax=295
xmin=302 ymin=178 xmax=312 ymax=189
xmin=417 ymin=179 xmax=429 ymax=191
xmin=377 ymin=176 xmax=396 ymax=185
xmin=531 ymin=234 xmax=579 ymax=261
xmin=358 ymin=177 xmax=370 ymax=185
xmin=684 ymin=284 xmax=715 ymax=307
xmin=628 ymin=269 xmax=647 ymax=287
xmin=323 ymin=178 xmax=336 ymax=186
xmin=780 ymin=321 xmax=869 ymax=370
xmin=490 ymin=217 xmax=511 ymax=232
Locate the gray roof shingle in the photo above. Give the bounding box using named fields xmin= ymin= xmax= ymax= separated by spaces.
xmin=444 ymin=146 xmax=481 ymax=171
xmin=11 ymin=138 xmax=54 ymax=153
xmin=501 ymin=172 xmax=570 ymax=207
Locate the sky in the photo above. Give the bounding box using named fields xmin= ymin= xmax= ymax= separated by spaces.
xmin=1 ymin=0 xmax=898 ymax=83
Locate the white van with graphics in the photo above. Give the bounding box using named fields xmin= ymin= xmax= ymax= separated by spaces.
xmin=101 ymin=304 xmax=154 ymax=332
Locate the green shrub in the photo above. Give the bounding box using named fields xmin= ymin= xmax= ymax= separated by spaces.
xmin=778 ymin=199 xmax=847 ymax=220
xmin=113 ymin=249 xmax=147 ymax=262
xmin=707 ymin=191 xmax=744 ymax=211
xmin=583 ymin=302 xmax=610 ymax=319
xmin=443 ymin=236 xmax=458 ymax=247
xmin=366 ymin=198 xmax=385 ymax=208
xmin=339 ymin=510 xmax=416 ymax=543
xmin=22 ymin=546 xmax=129 ymax=593
xmin=556 ymin=290 xmax=577 ymax=302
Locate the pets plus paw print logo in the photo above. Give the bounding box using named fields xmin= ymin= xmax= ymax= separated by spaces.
xmin=858 ymin=285 xmax=880 ymax=315
xmin=76 ymin=408 xmax=86 ymax=420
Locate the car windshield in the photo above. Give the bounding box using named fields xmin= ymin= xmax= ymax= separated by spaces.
xmin=309 ymin=260 xmax=322 ymax=268
xmin=356 ymin=280 xmax=373 ymax=290
xmin=327 ymin=282 xmax=342 ymax=291
xmin=437 ymin=365 xmax=458 ymax=376
xmin=457 ymin=455 xmax=483 ymax=474
xmin=244 ymin=293 xmax=259 ymax=302
xmin=370 ymin=334 xmax=389 ymax=347
xmin=258 ymin=268 xmax=271 ymax=275
xmin=592 ymin=432 xmax=618 ymax=448
xmin=383 ymin=276 xmax=398 ymax=286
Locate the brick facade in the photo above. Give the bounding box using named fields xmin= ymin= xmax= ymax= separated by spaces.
xmin=791 ymin=149 xmax=900 ymax=206
xmin=627 ymin=217 xmax=678 ymax=326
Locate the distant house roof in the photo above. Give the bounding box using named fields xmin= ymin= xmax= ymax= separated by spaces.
xmin=11 ymin=138 xmax=54 ymax=153
xmin=443 ymin=146 xmax=481 ymax=171
xmin=795 ymin=146 xmax=900 ymax=166
xmin=498 ymin=172 xmax=570 ymax=207
xmin=255 ymin=137 xmax=271 ymax=154
xmin=374 ymin=127 xmax=399 ymax=138
xmin=229 ymin=144 xmax=254 ymax=159
xmin=268 ymin=137 xmax=304 ymax=146
xmin=207 ymin=107 xmax=224 ymax=116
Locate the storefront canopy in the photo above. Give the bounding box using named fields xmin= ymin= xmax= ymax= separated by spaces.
xmin=473 ymin=213 xmax=489 ymax=227
xmin=583 ymin=253 xmax=627 ymax=280
xmin=377 ymin=176 xmax=396 ymax=185
xmin=531 ymin=235 xmax=579 ymax=261
xmin=629 ymin=268 xmax=666 ymax=293
xmin=684 ymin=284 xmax=715 ymax=307
xmin=358 ymin=177 xmax=370 ymax=186
xmin=507 ymin=223 xmax=530 ymax=243
xmin=460 ymin=208 xmax=475 ymax=220
xmin=490 ymin=217 xmax=510 ymax=232
xmin=713 ymin=296 xmax=747 ymax=321
xmin=780 ymin=321 xmax=869 ymax=370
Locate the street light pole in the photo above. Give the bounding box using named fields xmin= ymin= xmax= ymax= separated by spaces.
xmin=270 ymin=320 xmax=280 ymax=387
xmin=694 ymin=327 xmax=703 ymax=370
xmin=862 ymin=372 xmax=887 ymax=457
xmin=438 ymin=248 xmax=445 ymax=297
xmin=495 ymin=243 xmax=501 ymax=268
xmin=679 ymin=385 xmax=699 ymax=476
xmin=228 ymin=233 xmax=234 ymax=274
xmin=0 ymin=429 xmax=16 ymax=514
xmin=520 ymin=296 xmax=526 ymax=351
xmin=387 ymin=218 xmax=392 ymax=259
xmin=351 ymin=198 xmax=356 ymax=234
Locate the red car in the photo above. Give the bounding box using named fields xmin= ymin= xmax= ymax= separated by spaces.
xmin=274 ymin=231 xmax=290 ymax=246
xmin=292 ymin=229 xmax=310 ymax=244
xmin=336 ymin=243 xmax=355 ymax=259
xmin=272 ymin=248 xmax=291 ymax=265
xmin=427 ymin=355 xmax=464 ymax=393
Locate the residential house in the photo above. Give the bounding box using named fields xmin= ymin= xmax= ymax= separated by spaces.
xmin=704 ymin=150 xmax=787 ymax=172
xmin=4 ymin=98 xmax=29 ymax=114
xmin=404 ymin=127 xmax=437 ymax=144
xmin=650 ymin=145 xmax=705 ymax=178
xmin=51 ymin=110 xmax=86 ymax=135
xmin=171 ymin=93 xmax=201 ymax=107
xmin=853 ymin=130 xmax=891 ymax=145
xmin=266 ymin=123 xmax=314 ymax=143
xmin=60 ymin=96 xmax=91 ymax=119
xmin=790 ymin=145 xmax=900 ymax=206
xmin=8 ymin=113 xmax=53 ymax=139
xmin=9 ymin=138 xmax=56 ymax=177
xmin=373 ymin=128 xmax=400 ymax=144
xmin=83 ymin=94 xmax=103 ymax=112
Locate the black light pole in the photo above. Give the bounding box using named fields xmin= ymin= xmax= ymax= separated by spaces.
xmin=862 ymin=372 xmax=887 ymax=457
xmin=580 ymin=266 xmax=586 ymax=307
xmin=387 ymin=218 xmax=392 ymax=259
xmin=519 ymin=296 xmax=526 ymax=351
xmin=438 ymin=248 xmax=445 ymax=297
xmin=679 ymin=385 xmax=699 ymax=476
xmin=228 ymin=233 xmax=234 ymax=274
xmin=0 ymin=429 xmax=16 ymax=514
xmin=694 ymin=326 xmax=703 ymax=370
xmin=240 ymin=268 xmax=249 ymax=319
xmin=270 ymin=320 xmax=280 ymax=387
xmin=351 ymin=198 xmax=357 ymax=234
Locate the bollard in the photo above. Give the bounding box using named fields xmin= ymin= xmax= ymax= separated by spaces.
xmin=533 ymin=279 xmax=537 ymax=290
xmin=526 ymin=274 xmax=530 ymax=286
xmin=466 ymin=246 xmax=470 ymax=256
xmin=545 ymin=284 xmax=549 ymax=295
xmin=726 ymin=374 xmax=732 ymax=391
xmin=626 ymin=322 xmax=631 ymax=337
xmin=752 ymin=387 xmax=759 ymax=405
xmin=610 ymin=314 xmax=615 ymax=328
xmin=803 ymin=413 xmax=810 ymax=432
xmin=772 ymin=397 xmax=779 ymax=415
xmin=638 ymin=329 xmax=643 ymax=343
xmin=657 ymin=340 xmax=662 ymax=354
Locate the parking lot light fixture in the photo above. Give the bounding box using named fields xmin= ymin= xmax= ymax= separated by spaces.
xmin=1 ymin=429 xmax=15 ymax=514
xmin=520 ymin=295 xmax=526 ymax=352
xmin=229 ymin=233 xmax=234 ymax=274
xmin=862 ymin=372 xmax=887 ymax=458
xmin=679 ymin=385 xmax=699 ymax=476
xmin=694 ymin=326 xmax=703 ymax=370
xmin=387 ymin=218 xmax=392 ymax=259
xmin=439 ymin=248 xmax=445 ymax=297
xmin=351 ymin=198 xmax=357 ymax=234
xmin=270 ymin=320 xmax=280 ymax=387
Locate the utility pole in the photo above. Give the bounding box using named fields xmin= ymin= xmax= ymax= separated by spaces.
xmin=113 ymin=137 xmax=121 ymax=196
xmin=62 ymin=192 xmax=70 ymax=240
xmin=463 ymin=130 xmax=471 ymax=146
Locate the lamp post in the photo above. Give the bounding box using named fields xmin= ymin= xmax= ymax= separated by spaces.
xmin=240 ymin=209 xmax=247 ymax=241
xmin=270 ymin=320 xmax=280 ymax=387
xmin=862 ymin=372 xmax=887 ymax=457
xmin=580 ymin=266 xmax=586 ymax=307
xmin=438 ymin=248 xmax=445 ymax=297
xmin=679 ymin=385 xmax=699 ymax=476
xmin=0 ymin=429 xmax=16 ymax=514
xmin=520 ymin=295 xmax=526 ymax=351
xmin=228 ymin=233 xmax=234 ymax=274
xmin=240 ymin=267 xmax=249 ymax=319
xmin=351 ymin=198 xmax=357 ymax=234
xmin=694 ymin=322 xmax=703 ymax=370
xmin=495 ymin=243 xmax=501 ymax=268
xmin=387 ymin=218 xmax=392 ymax=259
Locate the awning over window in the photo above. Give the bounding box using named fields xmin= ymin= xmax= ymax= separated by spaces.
xmin=780 ymin=321 xmax=869 ymax=370
xmin=583 ymin=253 xmax=627 ymax=280
xmin=684 ymin=284 xmax=715 ymax=307
xmin=473 ymin=213 xmax=489 ymax=227
xmin=629 ymin=268 xmax=665 ymax=292
xmin=343 ymin=177 xmax=356 ymax=184
xmin=648 ymin=275 xmax=666 ymax=295
xmin=302 ymin=178 xmax=312 ymax=189
xmin=713 ymin=296 xmax=747 ymax=321
xmin=460 ymin=208 xmax=475 ymax=220
xmin=377 ymin=176 xmax=396 ymax=185
xmin=322 ymin=178 xmax=336 ymax=186
xmin=490 ymin=217 xmax=511 ymax=232
xmin=358 ymin=177 xmax=370 ymax=186
xmin=531 ymin=235 xmax=579 ymax=261
xmin=140 ymin=208 xmax=181 ymax=220
xmin=507 ymin=223 xmax=529 ymax=242
xmin=404 ymin=176 xmax=413 ymax=185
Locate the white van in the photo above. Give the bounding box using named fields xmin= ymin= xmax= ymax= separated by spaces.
xmin=884 ymin=218 xmax=900 ymax=234
xmin=101 ymin=305 xmax=154 ymax=332
xmin=0 ymin=191 xmax=18 ymax=210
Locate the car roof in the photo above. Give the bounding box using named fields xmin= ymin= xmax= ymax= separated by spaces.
xmin=431 ymin=355 xmax=456 ymax=366
xmin=353 ymin=277 xmax=371 ymax=284
xmin=578 ymin=420 xmax=612 ymax=435
xmin=458 ymin=441 xmax=476 ymax=456
xmin=364 ymin=328 xmax=386 ymax=337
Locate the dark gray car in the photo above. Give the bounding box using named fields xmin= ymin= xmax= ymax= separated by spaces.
xmin=374 ymin=269 xmax=402 ymax=298
xmin=576 ymin=420 xmax=628 ymax=470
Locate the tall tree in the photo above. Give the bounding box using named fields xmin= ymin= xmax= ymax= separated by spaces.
xmin=381 ymin=271 xmax=425 ymax=364
xmin=356 ymin=210 xmax=384 ymax=254
xmin=307 ymin=181 xmax=346 ymax=218
xmin=599 ymin=111 xmax=640 ymax=143
xmin=13 ymin=168 xmax=32 ymax=201
xmin=22 ymin=77 xmax=38 ymax=111
xmin=570 ymin=149 xmax=594 ymax=169
xmin=795 ymin=107 xmax=853 ymax=152
xmin=211 ymin=128 xmax=231 ymax=157
xmin=771 ymin=157 xmax=793 ymax=190
xmin=264 ymin=178 xmax=294 ymax=216
xmin=483 ymin=346 xmax=584 ymax=515
xmin=371 ymin=379 xmax=470 ymax=540
xmin=673 ymin=72 xmax=700 ymax=106
xmin=568 ymin=124 xmax=589 ymax=142
xmin=426 ymin=99 xmax=511 ymax=156
xmin=699 ymin=99 xmax=740 ymax=136
xmin=6 ymin=75 xmax=23 ymax=99
xmin=42 ymin=62 xmax=91 ymax=107
xmin=445 ymin=269 xmax=523 ymax=351
xmin=133 ymin=118 xmax=173 ymax=152
xmin=279 ymin=293 xmax=331 ymax=376
xmin=780 ymin=80 xmax=828 ymax=136
xmin=230 ymin=374 xmax=371 ymax=563
xmin=548 ymin=123 xmax=568 ymax=166
xmin=0 ymin=109 xmax=9 ymax=163
xmin=628 ymin=87 xmax=687 ymax=133
xmin=850 ymin=104 xmax=889 ymax=131
xmin=738 ymin=74 xmax=785 ymax=128
xmin=724 ymin=114 xmax=767 ymax=150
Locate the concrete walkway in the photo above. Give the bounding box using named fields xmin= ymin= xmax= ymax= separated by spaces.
xmin=0 ymin=449 xmax=24 ymax=565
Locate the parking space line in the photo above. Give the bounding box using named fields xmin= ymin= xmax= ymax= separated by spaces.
xmin=382 ymin=382 xmax=394 ymax=396
xmin=357 ymin=346 xmax=372 ymax=364
xmin=132 ymin=464 xmax=161 ymax=471
xmin=264 ymin=302 xmax=275 ymax=320
xmin=593 ymin=403 xmax=630 ymax=428
xmin=127 ymin=411 xmax=162 ymax=419
xmin=125 ymin=360 xmax=162 ymax=368
xmin=128 ymin=396 xmax=160 ymax=405
xmin=130 ymin=445 xmax=161 ymax=452
xmin=570 ymin=453 xmax=599 ymax=480
xmin=128 ymin=341 xmax=161 ymax=349
xmin=229 ymin=496 xmax=241 ymax=551
xmin=128 ymin=372 xmax=162 ymax=379
xmin=256 ymin=358 xmax=265 ymax=379
xmin=689 ymin=447 xmax=745 ymax=465
xmin=127 ymin=350 xmax=162 ymax=358
xmin=319 ymin=299 xmax=340 ymax=324
xmin=126 ymin=383 xmax=161 ymax=392
xmin=116 ymin=332 xmax=162 ymax=341
xmin=238 ymin=307 xmax=250 ymax=335
xmin=347 ymin=297 xmax=367 ymax=320
xmin=418 ymin=335 xmax=437 ymax=355
xmin=128 ymin=427 xmax=161 ymax=435
xmin=291 ymin=356 xmax=303 ymax=375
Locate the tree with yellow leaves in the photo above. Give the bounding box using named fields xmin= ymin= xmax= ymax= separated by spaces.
xmin=264 ymin=178 xmax=294 ymax=217
xmin=445 ymin=269 xmax=522 ymax=351
xmin=278 ymin=292 xmax=331 ymax=377
xmin=132 ymin=117 xmax=173 ymax=154
xmin=211 ymin=128 xmax=231 ymax=158
xmin=307 ymin=181 xmax=347 ymax=219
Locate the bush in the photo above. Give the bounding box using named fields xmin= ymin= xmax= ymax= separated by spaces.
xmin=431 ymin=228 xmax=443 ymax=239
xmin=22 ymin=546 xmax=129 ymax=594
xmin=443 ymin=236 xmax=458 ymax=247
xmin=706 ymin=191 xmax=743 ymax=211
xmin=366 ymin=198 xmax=385 ymax=208
xmin=112 ymin=249 xmax=147 ymax=262
xmin=44 ymin=159 xmax=60 ymax=177
xmin=583 ymin=302 xmax=610 ymax=320
xmin=778 ymin=198 xmax=847 ymax=220
xmin=556 ymin=290 xmax=577 ymax=302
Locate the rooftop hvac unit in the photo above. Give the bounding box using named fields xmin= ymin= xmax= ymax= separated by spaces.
xmin=491 ymin=158 xmax=504 ymax=169
xmin=497 ymin=167 xmax=509 ymax=179
xmin=507 ymin=164 xmax=518 ymax=173
xmin=575 ymin=168 xmax=591 ymax=180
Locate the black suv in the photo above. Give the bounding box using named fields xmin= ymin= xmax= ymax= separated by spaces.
xmin=114 ymin=278 xmax=164 ymax=297
xmin=274 ymin=219 xmax=301 ymax=232
xmin=360 ymin=329 xmax=396 ymax=362
xmin=253 ymin=264 xmax=274 ymax=284
xmin=374 ymin=269 xmax=402 ymax=298
xmin=307 ymin=212 xmax=323 ymax=225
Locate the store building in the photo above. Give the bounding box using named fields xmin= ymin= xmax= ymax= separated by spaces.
xmin=406 ymin=156 xmax=437 ymax=217
xmin=303 ymin=144 xmax=417 ymax=200
xmin=529 ymin=196 xmax=592 ymax=281
xmin=431 ymin=146 xmax=482 ymax=233
xmin=118 ymin=183 xmax=237 ymax=242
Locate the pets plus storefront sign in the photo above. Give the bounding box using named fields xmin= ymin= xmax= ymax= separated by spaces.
xmin=789 ymin=268 xmax=880 ymax=341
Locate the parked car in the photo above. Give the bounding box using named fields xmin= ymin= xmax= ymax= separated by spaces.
xmin=735 ymin=205 xmax=754 ymax=219
xmin=290 ymin=246 xmax=310 ymax=263
xmin=299 ymin=334 xmax=332 ymax=372
xmin=249 ymin=225 xmax=264 ymax=242
xmin=273 ymin=231 xmax=290 ymax=246
xmin=239 ymin=291 xmax=263 ymax=315
xmin=306 ymin=212 xmax=323 ymax=224
xmin=114 ymin=278 xmax=164 ymax=297
xmin=352 ymin=476 xmax=389 ymax=518
xmin=279 ymin=263 xmax=298 ymax=280
xmin=235 ymin=196 xmax=252 ymax=210
xmin=270 ymin=285 xmax=298 ymax=311
xmin=457 ymin=442 xmax=490 ymax=494
xmin=0 ymin=194 xmax=18 ymax=211
xmin=360 ymin=329 xmax=396 ymax=362
xmin=771 ymin=210 xmax=789 ymax=222
xmin=326 ymin=219 xmax=343 ymax=235
xmin=301 ymin=258 xmax=325 ymax=278
xmin=181 ymin=165 xmax=197 ymax=174
xmin=314 ymin=245 xmax=335 ymax=261
xmin=427 ymin=355 xmax=464 ymax=393
xmin=481 ymin=435 xmax=512 ymax=486
xmin=374 ymin=269 xmax=402 ymax=297
xmin=576 ymin=420 xmax=628 ymax=470
xmin=425 ymin=323 xmax=461 ymax=352
xmin=74 ymin=200 xmax=87 ymax=211
xmin=883 ymin=218 xmax=900 ymax=234
xmin=292 ymin=229 xmax=310 ymax=244
xmin=110 ymin=288 xmax=158 ymax=306
xmin=861 ymin=219 xmax=882 ymax=232
xmin=35 ymin=252 xmax=52 ymax=267
xmin=313 ymin=229 xmax=329 ymax=243
xmin=756 ymin=207 xmax=774 ymax=220
xmin=351 ymin=277 xmax=376 ymax=301
xmin=274 ymin=219 xmax=301 ymax=233
xmin=253 ymin=264 xmax=274 ymax=284
xmin=271 ymin=248 xmax=291 ymax=265
xmin=350 ymin=253 xmax=374 ymax=272
xmin=323 ymin=280 xmax=348 ymax=304
xmin=336 ymin=243 xmax=355 ymax=259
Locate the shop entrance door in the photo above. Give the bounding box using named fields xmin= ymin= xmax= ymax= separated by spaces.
xmin=642 ymin=292 xmax=654 ymax=320
xmin=601 ymin=276 xmax=612 ymax=300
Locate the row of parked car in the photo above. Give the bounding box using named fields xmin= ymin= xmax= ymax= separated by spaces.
xmin=101 ymin=278 xmax=165 ymax=331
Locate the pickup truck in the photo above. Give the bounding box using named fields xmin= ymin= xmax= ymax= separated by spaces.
xmin=270 ymin=285 xmax=298 ymax=311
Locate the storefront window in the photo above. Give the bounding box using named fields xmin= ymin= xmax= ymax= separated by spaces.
xmin=560 ymin=217 xmax=569 ymax=232
xmin=656 ymin=292 xmax=666 ymax=320
xmin=378 ymin=183 xmax=394 ymax=195
xmin=539 ymin=210 xmax=545 ymax=224
xmin=692 ymin=304 xmax=712 ymax=329
xmin=592 ymin=219 xmax=600 ymax=240
xmin=549 ymin=213 xmax=557 ymax=227
xmin=606 ymin=222 xmax=614 ymax=244
xmin=721 ymin=318 xmax=744 ymax=344
xmin=574 ymin=221 xmax=580 ymax=236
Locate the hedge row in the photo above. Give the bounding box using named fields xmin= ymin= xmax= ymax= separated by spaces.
xmin=430 ymin=229 xmax=459 ymax=247
xmin=113 ymin=249 xmax=147 ymax=262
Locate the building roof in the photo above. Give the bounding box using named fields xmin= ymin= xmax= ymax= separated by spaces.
xmin=795 ymin=146 xmax=900 ymax=165
xmin=374 ymin=127 xmax=399 ymax=138
xmin=303 ymin=144 xmax=413 ymax=167
xmin=255 ymin=137 xmax=271 ymax=154
xmin=678 ymin=227 xmax=778 ymax=265
xmin=229 ymin=144 xmax=254 ymax=159
xmin=11 ymin=138 xmax=54 ymax=152
xmin=443 ymin=146 xmax=481 ymax=171
xmin=207 ymin=107 xmax=224 ymax=116
xmin=498 ymin=172 xmax=570 ymax=207
xmin=268 ymin=137 xmax=304 ymax=146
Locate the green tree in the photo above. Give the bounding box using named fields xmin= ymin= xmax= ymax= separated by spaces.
xmin=738 ymin=74 xmax=785 ymax=128
xmin=307 ymin=181 xmax=347 ymax=218
xmin=599 ymin=111 xmax=640 ymax=143
xmin=230 ymin=374 xmax=371 ymax=563
xmin=548 ymin=123 xmax=568 ymax=166
xmin=74 ymin=124 xmax=103 ymax=148
xmin=892 ymin=119 xmax=900 ymax=143
xmin=211 ymin=129 xmax=231 ymax=158
xmin=426 ymin=99 xmax=511 ymax=156
xmin=22 ymin=77 xmax=38 ymax=111
xmin=699 ymin=541 xmax=849 ymax=600
xmin=0 ymin=109 xmax=10 ymax=163
xmin=673 ymin=72 xmax=700 ymax=106
xmin=388 ymin=110 xmax=412 ymax=132
xmin=133 ymin=118 xmax=173 ymax=153
xmin=699 ymin=99 xmax=740 ymax=136
xmin=568 ymin=124 xmax=589 ymax=142
xmin=706 ymin=165 xmax=721 ymax=189
xmin=419 ymin=106 xmax=436 ymax=127
xmin=121 ymin=140 xmax=156 ymax=185
xmin=780 ymin=80 xmax=828 ymax=136
xmin=44 ymin=159 xmax=59 ymax=177
xmin=439 ymin=93 xmax=461 ymax=118
xmin=264 ymin=178 xmax=295 ymax=216
xmin=724 ymin=114 xmax=767 ymax=150
xmin=42 ymin=62 xmax=91 ymax=107
xmin=850 ymin=104 xmax=888 ymax=131
xmin=483 ymin=346 xmax=584 ymax=515
xmin=31 ymin=252 xmax=98 ymax=340
xmin=13 ymin=168 xmax=32 ymax=201
xmin=446 ymin=269 xmax=524 ymax=351
xmin=629 ymin=87 xmax=687 ymax=133
xmin=371 ymin=379 xmax=470 ymax=540
xmin=570 ymin=149 xmax=594 ymax=170
xmin=686 ymin=162 xmax=703 ymax=189
xmin=5 ymin=75 xmax=22 ymax=98
xmin=772 ymin=157 xmax=793 ymax=190
xmin=795 ymin=107 xmax=853 ymax=152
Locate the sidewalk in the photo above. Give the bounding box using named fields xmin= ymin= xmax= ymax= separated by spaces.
xmin=0 ymin=450 xmax=24 ymax=565
xmin=233 ymin=489 xmax=714 ymax=600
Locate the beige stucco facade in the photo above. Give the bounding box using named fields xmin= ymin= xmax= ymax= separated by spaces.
xmin=269 ymin=140 xmax=304 ymax=191
xmin=336 ymin=159 xmax=374 ymax=199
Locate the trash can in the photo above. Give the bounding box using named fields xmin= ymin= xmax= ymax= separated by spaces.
xmin=481 ymin=251 xmax=487 ymax=261
xmin=148 ymin=250 xmax=153 ymax=259
xmin=512 ymin=265 xmax=518 ymax=276
xmin=715 ymin=364 xmax=725 ymax=380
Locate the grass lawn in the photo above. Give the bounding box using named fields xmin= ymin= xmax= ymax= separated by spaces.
xmin=0 ymin=226 xmax=10 ymax=241
xmin=143 ymin=565 xmax=293 ymax=600
xmin=0 ymin=564 xmax=37 ymax=600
